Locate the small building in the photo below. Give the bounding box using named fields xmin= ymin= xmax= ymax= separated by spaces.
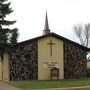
xmin=0 ymin=13 xmax=89 ymax=81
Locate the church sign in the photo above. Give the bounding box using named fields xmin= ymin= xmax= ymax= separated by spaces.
xmin=43 ymin=62 xmax=60 ymax=68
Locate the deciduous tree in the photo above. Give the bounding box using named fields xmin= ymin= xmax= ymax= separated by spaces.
xmin=73 ymin=23 xmax=90 ymax=47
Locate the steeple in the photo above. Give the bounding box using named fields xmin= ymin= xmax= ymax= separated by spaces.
xmin=43 ymin=11 xmax=50 ymax=35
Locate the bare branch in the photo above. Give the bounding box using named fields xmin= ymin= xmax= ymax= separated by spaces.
xmin=73 ymin=23 xmax=90 ymax=47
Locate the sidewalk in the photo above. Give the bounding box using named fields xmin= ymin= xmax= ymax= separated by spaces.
xmin=0 ymin=81 xmax=22 ymax=90
xmin=30 ymin=86 xmax=90 ymax=90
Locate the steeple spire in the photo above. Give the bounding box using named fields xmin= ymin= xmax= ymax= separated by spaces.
xmin=44 ymin=11 xmax=49 ymax=30
xmin=43 ymin=11 xmax=50 ymax=35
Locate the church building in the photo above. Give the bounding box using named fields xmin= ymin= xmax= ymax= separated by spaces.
xmin=0 ymin=12 xmax=89 ymax=81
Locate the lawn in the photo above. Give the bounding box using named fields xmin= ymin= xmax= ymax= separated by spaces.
xmin=7 ymin=78 xmax=90 ymax=89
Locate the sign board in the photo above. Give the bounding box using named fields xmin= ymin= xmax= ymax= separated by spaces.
xmin=43 ymin=62 xmax=60 ymax=68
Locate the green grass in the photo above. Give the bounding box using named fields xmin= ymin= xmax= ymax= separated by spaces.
xmin=7 ymin=78 xmax=90 ymax=89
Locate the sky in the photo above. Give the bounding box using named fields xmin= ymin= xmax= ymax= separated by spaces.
xmin=8 ymin=0 xmax=90 ymax=42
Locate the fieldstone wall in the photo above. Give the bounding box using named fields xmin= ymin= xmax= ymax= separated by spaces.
xmin=64 ymin=41 xmax=87 ymax=79
xmin=8 ymin=40 xmax=38 ymax=81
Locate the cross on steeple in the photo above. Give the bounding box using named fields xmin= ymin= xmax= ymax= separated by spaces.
xmin=47 ymin=40 xmax=55 ymax=56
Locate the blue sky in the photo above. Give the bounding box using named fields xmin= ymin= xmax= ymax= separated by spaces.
xmin=8 ymin=0 xmax=90 ymax=42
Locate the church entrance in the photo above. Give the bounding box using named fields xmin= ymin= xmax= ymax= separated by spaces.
xmin=51 ymin=68 xmax=59 ymax=80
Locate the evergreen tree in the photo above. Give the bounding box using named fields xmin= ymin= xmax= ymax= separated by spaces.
xmin=0 ymin=0 xmax=18 ymax=59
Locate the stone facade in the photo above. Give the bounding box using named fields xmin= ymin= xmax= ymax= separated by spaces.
xmin=8 ymin=40 xmax=38 ymax=81
xmin=6 ymin=33 xmax=88 ymax=81
xmin=64 ymin=41 xmax=87 ymax=79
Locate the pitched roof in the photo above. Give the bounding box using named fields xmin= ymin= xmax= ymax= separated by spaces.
xmin=17 ymin=32 xmax=90 ymax=51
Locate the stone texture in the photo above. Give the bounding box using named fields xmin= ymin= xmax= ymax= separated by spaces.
xmin=8 ymin=40 xmax=38 ymax=81
xmin=64 ymin=41 xmax=87 ymax=79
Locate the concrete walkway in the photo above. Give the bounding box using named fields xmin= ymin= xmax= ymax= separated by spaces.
xmin=0 ymin=81 xmax=22 ymax=90
xmin=30 ymin=86 xmax=90 ymax=90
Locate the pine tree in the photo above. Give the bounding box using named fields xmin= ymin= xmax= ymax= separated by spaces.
xmin=0 ymin=0 xmax=18 ymax=59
